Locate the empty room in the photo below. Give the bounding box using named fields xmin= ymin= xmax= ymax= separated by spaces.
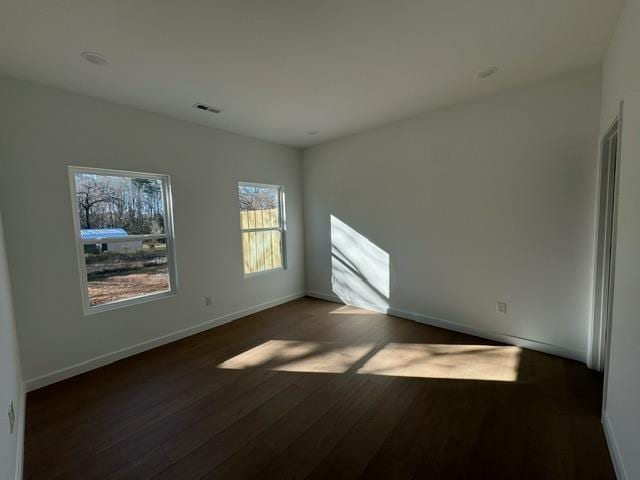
xmin=1 ymin=1 xmax=639 ymax=479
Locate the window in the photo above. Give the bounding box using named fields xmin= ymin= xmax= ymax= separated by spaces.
xmin=239 ymin=182 xmax=286 ymax=276
xmin=68 ymin=167 xmax=177 ymax=313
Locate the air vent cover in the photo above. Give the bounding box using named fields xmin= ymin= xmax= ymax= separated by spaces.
xmin=193 ymin=103 xmax=222 ymax=114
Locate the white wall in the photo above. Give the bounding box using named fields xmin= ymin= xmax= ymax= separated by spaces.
xmin=0 ymin=75 xmax=305 ymax=386
xmin=599 ymin=1 xmax=640 ymax=478
xmin=303 ymin=67 xmax=602 ymax=361
xmin=0 ymin=209 xmax=23 ymax=480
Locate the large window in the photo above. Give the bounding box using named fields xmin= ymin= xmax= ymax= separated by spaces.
xmin=239 ymin=182 xmax=286 ymax=276
xmin=68 ymin=167 xmax=177 ymax=313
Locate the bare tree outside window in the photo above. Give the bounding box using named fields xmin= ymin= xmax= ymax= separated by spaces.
xmin=75 ymin=174 xmax=165 ymax=234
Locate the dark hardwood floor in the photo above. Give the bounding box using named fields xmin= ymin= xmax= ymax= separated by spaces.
xmin=24 ymin=297 xmax=614 ymax=479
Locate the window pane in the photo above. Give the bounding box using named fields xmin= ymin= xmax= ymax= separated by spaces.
xmin=242 ymin=231 xmax=282 ymax=274
xmin=84 ymin=239 xmax=170 ymax=306
xmin=74 ymin=173 xmax=166 ymax=235
xmin=239 ymin=185 xmax=280 ymax=228
xmin=271 ymin=230 xmax=282 ymax=268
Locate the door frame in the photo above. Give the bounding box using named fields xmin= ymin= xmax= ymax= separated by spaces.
xmin=588 ymin=102 xmax=623 ymax=374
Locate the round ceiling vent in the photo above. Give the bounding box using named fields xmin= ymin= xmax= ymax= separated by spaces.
xmin=476 ymin=66 xmax=498 ymax=79
xmin=81 ymin=52 xmax=109 ymax=66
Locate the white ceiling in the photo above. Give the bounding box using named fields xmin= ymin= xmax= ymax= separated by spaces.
xmin=0 ymin=0 xmax=623 ymax=147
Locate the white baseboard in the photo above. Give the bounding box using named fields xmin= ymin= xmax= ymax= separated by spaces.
xmin=14 ymin=381 xmax=25 ymax=480
xmin=25 ymin=291 xmax=305 ymax=392
xmin=602 ymin=412 xmax=628 ymax=480
xmin=306 ymin=290 xmax=348 ymax=305
xmin=306 ymin=290 xmax=585 ymax=362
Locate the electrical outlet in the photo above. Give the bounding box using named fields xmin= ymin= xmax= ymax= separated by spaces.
xmin=496 ymin=301 xmax=507 ymax=315
xmin=205 ymin=296 xmax=213 ymax=307
xmin=8 ymin=401 xmax=15 ymax=435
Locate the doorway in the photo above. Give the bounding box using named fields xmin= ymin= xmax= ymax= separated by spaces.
xmin=590 ymin=110 xmax=621 ymax=375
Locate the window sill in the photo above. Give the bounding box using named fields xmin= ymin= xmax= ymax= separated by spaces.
xmin=244 ymin=267 xmax=285 ymax=279
xmin=84 ymin=289 xmax=176 ymax=316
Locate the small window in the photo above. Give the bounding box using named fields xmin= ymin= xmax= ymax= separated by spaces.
xmin=68 ymin=167 xmax=177 ymax=313
xmin=238 ymin=182 xmax=286 ymax=276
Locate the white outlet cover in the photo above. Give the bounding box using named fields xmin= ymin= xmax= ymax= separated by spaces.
xmin=496 ymin=302 xmax=507 ymax=314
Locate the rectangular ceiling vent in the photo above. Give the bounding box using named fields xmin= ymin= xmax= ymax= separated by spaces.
xmin=193 ymin=103 xmax=222 ymax=114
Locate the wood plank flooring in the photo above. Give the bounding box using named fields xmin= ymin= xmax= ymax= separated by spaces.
xmin=24 ymin=297 xmax=614 ymax=479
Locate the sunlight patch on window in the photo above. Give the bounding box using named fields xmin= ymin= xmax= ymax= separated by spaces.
xmin=331 ymin=215 xmax=389 ymax=312
xmin=357 ymin=343 xmax=521 ymax=382
xmin=217 ymin=340 xmax=376 ymax=374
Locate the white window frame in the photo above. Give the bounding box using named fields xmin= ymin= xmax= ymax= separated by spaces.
xmin=68 ymin=166 xmax=178 ymax=315
xmin=238 ymin=182 xmax=287 ymax=277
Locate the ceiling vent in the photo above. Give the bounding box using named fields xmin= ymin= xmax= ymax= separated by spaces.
xmin=81 ymin=51 xmax=109 ymax=66
xmin=193 ymin=103 xmax=223 ymax=114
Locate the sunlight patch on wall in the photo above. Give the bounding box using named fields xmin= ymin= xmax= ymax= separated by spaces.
xmin=331 ymin=215 xmax=389 ymax=312
xmin=357 ymin=343 xmax=521 ymax=382
xmin=217 ymin=340 xmax=376 ymax=374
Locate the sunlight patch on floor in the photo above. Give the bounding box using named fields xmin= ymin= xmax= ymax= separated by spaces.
xmin=357 ymin=343 xmax=521 ymax=381
xmin=218 ymin=339 xmax=521 ymax=381
xmin=329 ymin=305 xmax=381 ymax=315
xmin=217 ymin=340 xmax=376 ymax=374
